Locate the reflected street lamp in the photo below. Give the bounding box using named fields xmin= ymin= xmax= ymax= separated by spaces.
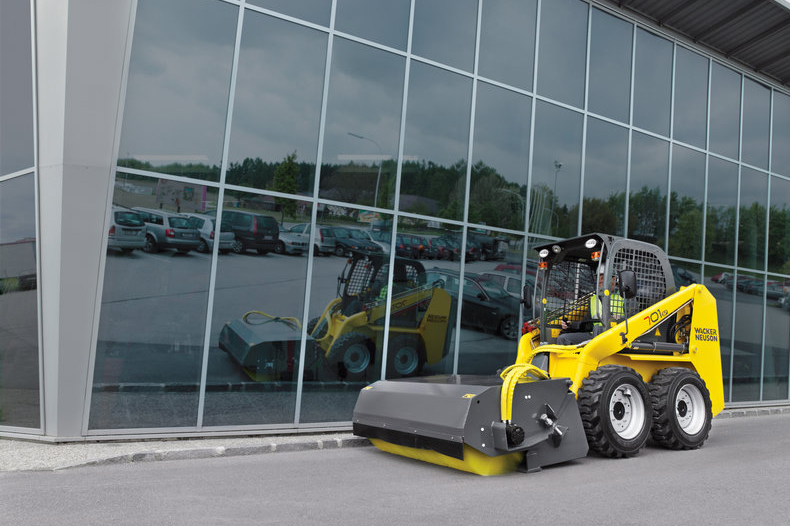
xmin=348 ymin=132 xmax=383 ymax=208
xmin=551 ymin=160 xmax=562 ymax=232
xmin=497 ymin=188 xmax=525 ymax=224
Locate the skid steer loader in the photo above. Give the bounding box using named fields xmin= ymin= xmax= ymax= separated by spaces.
xmin=353 ymin=234 xmax=724 ymax=475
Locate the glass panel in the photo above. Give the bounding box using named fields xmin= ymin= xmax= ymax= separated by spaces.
xmin=478 ymin=0 xmax=537 ymax=91
xmin=738 ymin=168 xmax=767 ymax=271
xmin=455 ymin=230 xmax=524 ymax=374
xmin=628 ymin=132 xmax=668 ymax=247
xmin=705 ymin=265 xmax=734 ymax=402
xmin=633 ymin=29 xmax=672 ymax=136
xmin=536 ymin=0 xmax=588 ymax=109
xmin=769 ymin=176 xmax=790 ymax=273
xmin=741 ymin=78 xmax=770 ymax=170
xmin=386 ymin=220 xmax=461 ymax=378
xmin=90 ymin=173 xmax=213 ymax=429
xmin=0 ymin=173 xmax=39 ymax=428
xmin=582 ymin=118 xmax=628 ymax=236
xmin=412 ymin=0 xmax=477 ymax=72
xmin=227 ymin=12 xmax=327 ymax=195
xmin=764 ymin=273 xmax=789 ymax=401
xmin=0 ymin=0 xmax=34 ymax=176
xmin=529 ymin=101 xmax=583 ymax=238
xmin=670 ymin=259 xmax=700 ymax=288
xmin=588 ymin=8 xmax=632 ymax=124
xmin=668 ymin=145 xmax=705 ymax=260
xmin=706 ymin=157 xmax=738 ymax=266
xmin=709 ymin=63 xmax=741 ymax=160
xmin=335 ymin=0 xmax=410 ymax=50
xmin=400 ymin=62 xmax=472 ymax=221
xmin=299 ymin=208 xmax=392 ymax=423
xmin=117 ymin=0 xmax=237 ymax=181
xmin=731 ymin=270 xmax=764 ymax=402
xmin=673 ymin=47 xmax=708 ymax=149
xmin=202 ymin=194 xmax=309 ymax=426
xmin=772 ymin=92 xmax=790 ymax=177
xmin=319 ymin=39 xmax=404 ymax=208
xmin=247 ymin=0 xmax=331 ymax=27
xmin=468 ymin=82 xmax=532 ymax=231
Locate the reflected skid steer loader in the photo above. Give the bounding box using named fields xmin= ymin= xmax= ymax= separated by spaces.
xmin=353 ymin=234 xmax=724 ymax=475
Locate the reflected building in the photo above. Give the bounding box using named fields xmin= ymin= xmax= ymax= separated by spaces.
xmin=2 ymin=0 xmax=790 ymax=439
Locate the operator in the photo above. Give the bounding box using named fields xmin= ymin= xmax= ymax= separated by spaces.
xmin=556 ymin=268 xmax=624 ymax=346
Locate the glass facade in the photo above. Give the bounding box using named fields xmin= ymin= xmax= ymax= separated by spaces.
xmin=87 ymin=0 xmax=790 ymax=434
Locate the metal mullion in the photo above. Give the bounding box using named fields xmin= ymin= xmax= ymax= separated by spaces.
xmin=624 ymin=23 xmax=637 ymax=237
xmin=578 ymin=2 xmax=591 ymax=238
xmin=665 ymin=42 xmax=677 ymax=255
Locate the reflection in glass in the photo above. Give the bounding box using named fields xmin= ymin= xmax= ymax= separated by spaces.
xmin=763 ymin=273 xmax=789 ymax=401
xmin=335 ymin=0 xmax=410 ymax=50
xmin=530 ymin=101 xmax=583 ymax=238
xmin=456 ymin=230 xmax=524 ymax=374
xmin=469 ymin=82 xmax=531 ymax=231
xmin=90 ymin=173 xmax=211 ymax=429
xmin=669 ymin=260 xmax=700 ymax=288
xmin=705 ymin=265 xmax=734 ymax=402
xmin=0 ymin=0 xmax=34 ymax=176
xmin=741 ymin=78 xmax=770 ymax=170
xmin=738 ymin=168 xmax=767 ymax=271
xmin=668 ymin=146 xmax=705 ymax=260
xmin=673 ymin=47 xmax=708 ymax=149
xmin=387 ymin=220 xmax=461 ymax=379
xmin=773 ymin=92 xmax=790 ymax=177
xmin=411 ymin=0 xmax=477 ymax=72
xmin=400 ymin=62 xmax=472 ymax=221
xmin=0 ymin=173 xmax=40 ymax=428
xmin=769 ymin=176 xmax=790 ymax=273
xmin=709 ymin=63 xmax=741 ymax=160
xmin=247 ymin=0 xmax=331 ymax=26
xmin=227 ymin=12 xmax=327 ymax=195
xmin=706 ymin=158 xmax=738 ymax=266
xmin=633 ymin=29 xmax=672 ymax=136
xmin=478 ymin=0 xmax=537 ymax=91
xmin=299 ymin=209 xmax=393 ymax=423
xmin=536 ymin=0 xmax=588 ymax=109
xmin=203 ymin=195 xmax=310 ymax=426
xmin=319 ymin=38 xmax=404 ymax=208
xmin=628 ymin=133 xmax=668 ymax=246
xmin=732 ymin=271 xmax=764 ymax=402
xmin=588 ymin=8 xmax=632 ymax=124
xmin=582 ymin=118 xmax=627 ymax=236
xmin=117 ymin=0 xmax=237 ymax=181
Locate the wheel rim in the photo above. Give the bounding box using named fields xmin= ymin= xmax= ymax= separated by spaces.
xmin=675 ymin=383 xmax=706 ymax=435
xmin=343 ymin=343 xmax=371 ymax=374
xmin=232 ymin=240 xmax=243 ymax=253
xmin=609 ymin=384 xmax=646 ymax=440
xmin=501 ymin=318 xmax=517 ymax=340
xmin=392 ymin=345 xmax=419 ymax=376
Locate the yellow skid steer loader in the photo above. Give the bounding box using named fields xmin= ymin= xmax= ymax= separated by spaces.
xmin=353 ymin=234 xmax=724 ymax=475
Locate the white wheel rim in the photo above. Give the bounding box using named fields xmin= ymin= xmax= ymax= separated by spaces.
xmin=343 ymin=343 xmax=370 ymax=374
xmin=609 ymin=384 xmax=646 ymax=440
xmin=676 ymin=383 xmax=706 ymax=435
xmin=393 ymin=346 xmax=419 ymax=375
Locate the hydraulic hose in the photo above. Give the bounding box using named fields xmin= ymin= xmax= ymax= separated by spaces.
xmin=499 ymin=363 xmax=549 ymax=422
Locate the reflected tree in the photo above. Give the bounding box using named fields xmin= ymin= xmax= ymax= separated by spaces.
xmin=272 ymin=152 xmax=299 ymax=218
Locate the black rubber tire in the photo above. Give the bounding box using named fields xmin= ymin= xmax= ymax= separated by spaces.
xmin=197 ymin=239 xmax=210 ymax=253
xmin=274 ymin=241 xmax=285 ymax=255
xmin=649 ymin=367 xmax=713 ymax=450
xmin=334 ymin=245 xmax=345 ymax=257
xmin=577 ymin=364 xmax=652 ymax=458
xmin=306 ymin=316 xmax=328 ymax=340
xmin=386 ymin=334 xmax=425 ymax=378
xmin=499 ymin=316 xmax=518 ymax=340
xmin=143 ymin=235 xmax=158 ymax=254
xmin=329 ymin=332 xmax=374 ymax=380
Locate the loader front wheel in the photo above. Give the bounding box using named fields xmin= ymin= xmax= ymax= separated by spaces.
xmin=330 ymin=332 xmax=374 ymax=380
xmin=649 ymin=367 xmax=712 ymax=450
xmin=386 ymin=335 xmax=424 ymax=378
xmin=578 ymin=365 xmax=652 ymax=458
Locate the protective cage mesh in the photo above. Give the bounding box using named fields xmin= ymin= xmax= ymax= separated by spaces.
xmin=542 ymin=259 xmax=596 ymax=323
xmin=612 ymin=247 xmax=668 ymax=317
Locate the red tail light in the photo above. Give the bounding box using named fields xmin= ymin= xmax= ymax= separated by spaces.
xmin=253 ymin=217 xmax=258 ymax=235
xmin=210 ymin=231 xmax=215 ymax=240
xmin=319 ymin=229 xmax=324 ymax=242
xmin=109 ymin=226 xmax=116 ymax=235
xmin=166 ymin=229 xmax=175 ymax=238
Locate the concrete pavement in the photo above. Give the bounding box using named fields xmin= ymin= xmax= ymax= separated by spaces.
xmin=1 ymin=406 xmax=788 ymax=472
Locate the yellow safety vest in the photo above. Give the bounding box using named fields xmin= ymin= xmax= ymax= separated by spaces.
xmin=590 ymin=292 xmax=625 ymax=326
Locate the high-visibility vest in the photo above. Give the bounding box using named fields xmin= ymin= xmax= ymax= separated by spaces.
xmin=590 ymin=292 xmax=625 ymax=326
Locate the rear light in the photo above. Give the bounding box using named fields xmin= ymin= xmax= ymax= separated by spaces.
xmin=210 ymin=231 xmax=215 ymax=240
xmin=319 ymin=230 xmax=324 ymax=242
xmin=166 ymin=229 xmax=175 ymax=238
xmin=252 ymin=217 xmax=258 ymax=235
xmin=109 ymin=226 xmax=116 ymax=235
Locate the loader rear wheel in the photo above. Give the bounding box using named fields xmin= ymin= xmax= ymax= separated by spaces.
xmin=330 ymin=332 xmax=374 ymax=380
xmin=577 ymin=365 xmax=652 ymax=458
xmin=649 ymin=367 xmax=712 ymax=450
xmin=386 ymin=335 xmax=425 ymax=378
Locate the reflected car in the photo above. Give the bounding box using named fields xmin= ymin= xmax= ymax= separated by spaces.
xmin=424 ymin=267 xmax=520 ymax=340
xmin=711 ymin=272 xmax=731 ymax=283
xmin=222 ymin=210 xmax=279 ymax=255
xmin=108 ymin=206 xmax=146 ymax=253
xmin=184 ymin=213 xmax=235 ymax=254
xmin=274 ymin=230 xmax=308 ymax=255
xmin=479 ymin=270 xmax=535 ymax=301
xmin=354 ymin=229 xmax=390 ymax=253
xmin=132 ymin=207 xmax=201 ymax=254
xmin=467 ymin=232 xmax=507 ymax=261
xmin=331 ymin=227 xmax=383 ymax=256
xmin=430 ymin=237 xmax=455 ymax=261
xmin=396 ymin=233 xmax=424 ymax=259
xmin=289 ymin=223 xmax=336 ymax=256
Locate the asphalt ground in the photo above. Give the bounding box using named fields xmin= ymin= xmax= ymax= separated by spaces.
xmin=1 ymin=406 xmax=788 ymax=472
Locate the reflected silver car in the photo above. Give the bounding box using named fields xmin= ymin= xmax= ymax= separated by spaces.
xmin=274 ymin=230 xmax=308 ymax=255
xmin=132 ymin=207 xmax=202 ymax=254
xmin=108 ymin=206 xmax=147 ymax=253
xmin=288 ymin=223 xmax=336 ymax=256
xmin=184 ymin=213 xmax=235 ymax=254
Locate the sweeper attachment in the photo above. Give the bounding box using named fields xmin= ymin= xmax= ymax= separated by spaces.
xmin=353 ymin=233 xmax=724 ymax=475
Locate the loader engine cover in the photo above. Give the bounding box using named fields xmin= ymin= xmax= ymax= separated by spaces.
xmin=353 ymin=375 xmax=588 ymax=475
